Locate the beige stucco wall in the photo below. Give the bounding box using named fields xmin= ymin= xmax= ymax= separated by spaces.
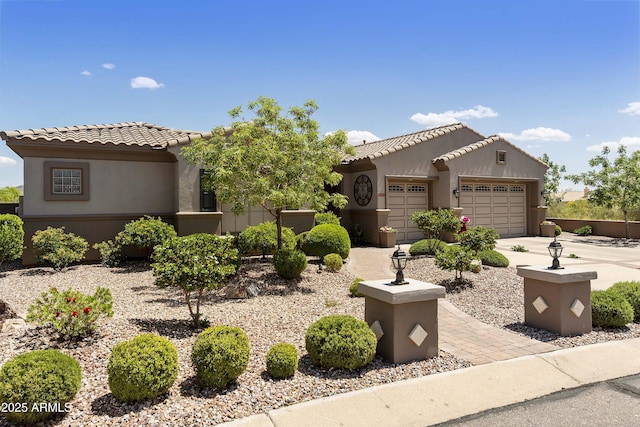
xmin=22 ymin=157 xmax=175 ymax=216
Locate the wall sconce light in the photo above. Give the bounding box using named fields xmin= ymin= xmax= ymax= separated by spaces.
xmin=452 ymin=188 xmax=460 ymax=198
xmin=390 ymin=245 xmax=409 ymax=285
xmin=547 ymin=236 xmax=564 ymax=270
xmin=540 ymin=189 xmax=546 ymax=196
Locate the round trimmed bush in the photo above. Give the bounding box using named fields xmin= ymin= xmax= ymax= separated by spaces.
xmin=191 ymin=326 xmax=250 ymax=389
xmin=323 ymin=253 xmax=343 ymax=271
xmin=108 ymin=334 xmax=178 ymax=403
xmin=608 ymin=281 xmax=640 ymax=321
xmin=302 ymin=224 xmax=351 ymax=259
xmin=554 ymin=225 xmax=562 ymax=236
xmin=273 ymin=248 xmax=308 ymax=279
xmin=305 ymin=315 xmax=377 ymax=369
xmin=591 ymin=290 xmax=634 ymax=328
xmin=349 ymin=278 xmax=364 ymax=297
xmin=266 ymin=343 xmax=298 ymax=379
xmin=0 ymin=349 xmax=81 ymax=425
xmin=238 ymin=222 xmax=296 ymax=257
xmin=477 ymin=250 xmax=509 ymax=267
xmin=409 ymin=239 xmax=447 ymax=256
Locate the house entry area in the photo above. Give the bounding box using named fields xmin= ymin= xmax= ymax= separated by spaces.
xmin=459 ymin=182 xmax=526 ymax=237
xmin=386 ymin=180 xmax=428 ymax=243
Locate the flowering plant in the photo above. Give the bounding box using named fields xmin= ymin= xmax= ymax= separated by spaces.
xmin=541 ymin=220 xmax=555 ymax=225
xmin=379 ymin=225 xmax=397 ymax=232
xmin=26 ymin=287 xmax=113 ymax=339
xmin=460 ymin=216 xmax=470 ymax=224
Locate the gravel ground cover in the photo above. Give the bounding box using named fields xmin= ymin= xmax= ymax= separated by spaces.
xmin=1 ymin=240 xmax=638 ymax=426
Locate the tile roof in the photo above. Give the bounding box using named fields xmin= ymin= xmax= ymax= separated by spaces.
xmin=432 ymin=135 xmax=547 ymax=167
xmin=342 ymin=123 xmax=478 ymax=162
xmin=0 ymin=122 xmax=211 ymax=149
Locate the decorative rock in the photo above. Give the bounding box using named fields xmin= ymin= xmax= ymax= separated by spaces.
xmin=225 ymin=284 xmax=248 ymax=299
xmin=247 ymin=283 xmax=260 ymax=297
xmin=1 ymin=318 xmax=25 ymax=333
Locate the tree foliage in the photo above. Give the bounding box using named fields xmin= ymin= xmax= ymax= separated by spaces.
xmin=539 ymin=153 xmax=566 ymax=207
xmin=567 ymin=145 xmax=640 ymax=239
xmin=0 ymin=186 xmax=21 ymax=203
xmin=182 ymin=96 xmax=355 ymax=248
xmin=151 ymin=233 xmax=239 ymax=328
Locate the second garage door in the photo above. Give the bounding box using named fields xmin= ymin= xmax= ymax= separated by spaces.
xmin=387 ymin=182 xmax=428 ymax=243
xmin=459 ymin=182 xmax=526 ymax=237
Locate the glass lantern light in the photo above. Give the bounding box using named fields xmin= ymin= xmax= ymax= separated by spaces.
xmin=547 ymin=236 xmax=564 ymax=270
xmin=390 ymin=245 xmax=409 ymax=285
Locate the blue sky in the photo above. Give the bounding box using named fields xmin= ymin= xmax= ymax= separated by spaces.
xmin=0 ymin=0 xmax=638 ymax=188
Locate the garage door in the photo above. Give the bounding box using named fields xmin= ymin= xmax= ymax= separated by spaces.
xmin=387 ymin=182 xmax=428 ymax=243
xmin=459 ymin=183 xmax=526 ymax=237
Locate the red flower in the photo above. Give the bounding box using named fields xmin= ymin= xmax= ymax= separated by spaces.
xmin=66 ymin=297 xmax=71 ymax=303
xmin=72 ymin=311 xmax=78 ymax=317
xmin=72 ymin=297 xmax=77 ymax=303
xmin=55 ymin=312 xmax=60 ymax=317
xmin=83 ymin=307 xmax=91 ymax=314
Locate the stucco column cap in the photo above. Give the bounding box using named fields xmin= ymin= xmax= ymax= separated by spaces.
xmin=359 ymin=279 xmax=445 ymax=304
xmin=517 ymin=265 xmax=598 ymax=283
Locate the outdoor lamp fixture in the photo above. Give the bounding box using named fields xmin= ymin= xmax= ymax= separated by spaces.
xmin=390 ymin=245 xmax=409 ymax=285
xmin=547 ymin=236 xmax=564 ymax=270
xmin=452 ymin=188 xmax=460 ymax=198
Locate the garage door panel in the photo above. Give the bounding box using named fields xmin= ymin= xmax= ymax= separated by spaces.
xmin=407 ymin=230 xmax=425 ymax=241
xmin=460 ymin=195 xmax=474 ymax=204
xmin=475 ymin=217 xmax=494 ymax=227
xmin=493 ymin=206 xmax=508 ymax=215
xmin=476 ymin=206 xmax=492 ymax=215
xmin=388 ymin=195 xmax=405 ymax=205
xmin=475 ymin=196 xmax=492 ymax=204
xmin=510 ymin=206 xmax=524 ymax=214
xmin=493 ymin=216 xmax=509 ymax=224
xmin=407 ymin=196 xmax=427 ymax=205
xmin=510 ymin=195 xmax=525 ymax=204
xmin=492 ymin=195 xmax=508 ymax=204
xmin=388 ymin=218 xmax=406 ymax=229
xmin=510 ymin=216 xmax=525 ymax=224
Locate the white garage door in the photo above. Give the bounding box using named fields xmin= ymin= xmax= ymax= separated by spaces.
xmin=387 ymin=182 xmax=428 ymax=243
xmin=459 ymin=183 xmax=526 ymax=237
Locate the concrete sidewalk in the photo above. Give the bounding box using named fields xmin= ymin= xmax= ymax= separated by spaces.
xmin=223 ymin=339 xmax=640 ymax=427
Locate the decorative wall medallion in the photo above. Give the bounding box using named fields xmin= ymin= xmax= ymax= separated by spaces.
xmin=354 ymin=174 xmax=373 ymax=206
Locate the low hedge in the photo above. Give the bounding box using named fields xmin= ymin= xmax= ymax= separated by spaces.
xmin=591 ymin=290 xmax=633 ymax=328
xmin=608 ymin=281 xmax=640 ymax=321
xmin=408 ymin=239 xmax=447 ymax=256
xmin=477 ymin=250 xmax=509 ymax=267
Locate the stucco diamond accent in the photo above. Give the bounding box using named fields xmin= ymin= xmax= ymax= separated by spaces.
xmin=408 ymin=323 xmax=428 ymax=347
xmin=570 ymin=299 xmax=585 ymax=318
xmin=532 ymin=296 xmax=549 ymax=314
xmin=370 ymin=320 xmax=384 ymax=341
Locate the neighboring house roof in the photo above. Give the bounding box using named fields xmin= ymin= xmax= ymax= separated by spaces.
xmin=432 ymin=135 xmax=548 ymax=168
xmin=343 ymin=123 xmax=480 ymax=162
xmin=0 ymin=122 xmax=211 ymax=149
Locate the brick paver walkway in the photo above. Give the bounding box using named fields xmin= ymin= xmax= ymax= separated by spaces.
xmin=346 ymin=246 xmax=560 ymax=365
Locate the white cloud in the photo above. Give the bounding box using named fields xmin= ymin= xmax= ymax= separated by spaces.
xmin=0 ymin=156 xmax=17 ymax=166
xmin=102 ymin=63 xmax=116 ymax=70
xmin=347 ymin=130 xmax=380 ymax=146
xmin=499 ymin=127 xmax=571 ymax=142
xmin=410 ymin=105 xmax=498 ymax=127
xmin=619 ymin=102 xmax=640 ymax=116
xmin=586 ymin=136 xmax=640 ymax=152
xmin=130 ymin=76 xmax=165 ymax=89
xmin=80 ymin=70 xmax=91 ymax=76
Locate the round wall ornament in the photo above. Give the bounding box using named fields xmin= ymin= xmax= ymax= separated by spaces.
xmin=354 ymin=174 xmax=373 ymax=206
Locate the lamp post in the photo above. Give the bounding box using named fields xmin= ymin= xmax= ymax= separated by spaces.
xmin=547 ymin=236 xmax=564 ymax=270
xmin=390 ymin=245 xmax=409 ymax=285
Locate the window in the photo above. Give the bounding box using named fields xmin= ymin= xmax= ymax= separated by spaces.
xmin=407 ymin=184 xmax=426 ymax=193
xmin=496 ymin=150 xmax=507 ymax=164
xmin=44 ymin=161 xmax=89 ymax=201
xmin=474 ymin=184 xmax=491 ymax=192
xmin=460 ymin=184 xmax=473 ymax=192
xmin=493 ymin=185 xmax=508 ymax=193
xmin=388 ymin=184 xmax=404 ymax=192
xmin=200 ymin=169 xmax=217 ymax=212
xmin=510 ymin=185 xmax=525 ymax=193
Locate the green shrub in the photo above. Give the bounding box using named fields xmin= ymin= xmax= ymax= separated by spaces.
xmin=0 ymin=349 xmax=81 ymax=425
xmin=410 ymin=209 xmax=460 ymax=240
xmin=457 ymin=225 xmax=499 ymax=253
xmin=409 ymin=239 xmax=447 ymax=256
xmin=574 ymin=225 xmax=593 ymax=236
xmin=554 ymin=225 xmax=562 ymax=236
xmin=511 ymin=245 xmax=528 ymax=252
xmin=273 ymin=248 xmax=308 ymax=279
xmin=591 ymin=290 xmax=633 ymax=328
xmin=477 ymin=250 xmax=510 ymax=267
xmin=237 ymin=222 xmax=296 ymax=257
xmin=116 ymin=216 xmax=176 ymax=258
xmin=434 ymin=245 xmax=474 ymax=280
xmin=191 ymin=326 xmax=250 ymax=389
xmin=0 ymin=214 xmax=24 ymax=266
xmin=152 ymin=233 xmax=239 ymax=328
xmin=347 ymin=222 xmax=367 ymax=246
xmin=349 ymin=278 xmax=365 ymax=297
xmin=323 ymin=253 xmax=343 ymax=271
xmin=608 ymin=281 xmax=640 ymax=321
xmin=93 ymin=239 xmax=123 ymax=267
xmin=302 ymin=224 xmax=351 ymax=259
xmin=32 ymin=226 xmax=88 ymax=271
xmin=266 ymin=343 xmax=298 ymax=379
xmin=305 ymin=315 xmax=377 ymax=369
xmin=108 ymin=334 xmax=178 ymax=403
xmin=314 ymin=212 xmax=340 ymax=226
xmin=26 ymin=287 xmax=114 ymax=340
